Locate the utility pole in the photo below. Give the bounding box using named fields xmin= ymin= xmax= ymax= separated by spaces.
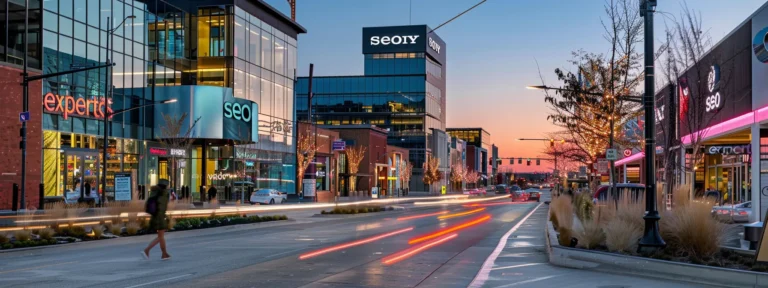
xmin=20 ymin=0 xmax=29 ymax=210
xmin=638 ymin=0 xmax=665 ymax=250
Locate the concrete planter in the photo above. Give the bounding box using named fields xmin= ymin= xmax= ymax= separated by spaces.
xmin=545 ymin=219 xmax=768 ymax=287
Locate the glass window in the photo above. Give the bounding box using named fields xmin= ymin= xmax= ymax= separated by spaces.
xmin=60 ymin=0 xmax=73 ymax=18
xmin=60 ymin=16 xmax=73 ymax=37
xmin=43 ymin=0 xmax=58 ymax=12
xmin=74 ymin=0 xmax=86 ymax=23
xmin=87 ymin=0 xmax=99 ymax=27
xmin=74 ymin=40 xmax=86 ymax=63
xmin=133 ymin=7 xmax=144 ymax=44
xmin=249 ymin=65 xmax=260 ymax=103
xmin=248 ymin=23 xmax=260 ymax=65
xmin=234 ymin=59 xmax=246 ymax=99
xmin=261 ymin=78 xmax=272 ymax=116
xmin=100 ymin=30 xmax=107 ymax=47
xmin=275 ymin=81 xmax=284 ymax=119
xmin=43 ymin=11 xmax=58 ymax=32
xmin=87 ymin=26 xmax=99 ymax=45
xmin=73 ymin=117 xmax=85 ymax=134
xmin=59 ymin=35 xmax=73 ymax=64
xmin=113 ymin=54 xmax=124 ymax=88
xmin=100 ymin=0 xmax=111 ymax=29
xmin=261 ymin=31 xmax=272 ymax=71
xmin=133 ymin=57 xmax=144 ymax=87
xmin=75 ymin=22 xmax=86 ymax=40
xmin=274 ymin=39 xmax=285 ymax=76
xmin=234 ymin=16 xmax=246 ymax=59
xmin=113 ymin=0 xmax=123 ymax=36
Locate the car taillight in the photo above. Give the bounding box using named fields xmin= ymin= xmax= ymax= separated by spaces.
xmin=739 ymin=211 xmax=748 ymax=216
xmin=717 ymin=210 xmax=729 ymax=215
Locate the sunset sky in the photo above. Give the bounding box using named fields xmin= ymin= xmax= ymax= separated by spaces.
xmin=265 ymin=0 xmax=764 ymax=173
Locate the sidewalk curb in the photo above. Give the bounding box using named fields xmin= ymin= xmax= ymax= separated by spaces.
xmin=544 ymin=208 xmax=768 ymax=288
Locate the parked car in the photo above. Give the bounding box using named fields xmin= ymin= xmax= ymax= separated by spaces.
xmin=592 ymin=183 xmax=645 ymax=203
xmin=249 ymin=189 xmax=287 ymax=205
xmin=527 ymin=188 xmax=541 ymax=202
xmin=510 ymin=185 xmax=528 ymax=202
xmin=495 ymin=184 xmax=510 ymax=194
xmin=712 ymin=201 xmax=752 ymax=223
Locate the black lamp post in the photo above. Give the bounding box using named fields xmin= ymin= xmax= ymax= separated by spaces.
xmin=638 ymin=0 xmax=665 ymax=250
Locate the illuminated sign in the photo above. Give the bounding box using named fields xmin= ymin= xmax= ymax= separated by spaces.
xmin=149 ymin=147 xmax=168 ymax=156
xmin=707 ymin=145 xmax=751 ymax=155
xmin=43 ymin=93 xmax=113 ymax=120
xmin=370 ymin=35 xmax=419 ymax=46
xmin=224 ymin=102 xmax=252 ymax=123
xmin=704 ymin=65 xmax=722 ymax=113
xmin=623 ymin=149 xmax=633 ymax=157
xmin=149 ymin=147 xmax=186 ymax=157
xmin=428 ymin=37 xmax=441 ymax=53
xmin=655 ymin=105 xmax=664 ymax=123
xmin=170 ymin=149 xmax=186 ymax=157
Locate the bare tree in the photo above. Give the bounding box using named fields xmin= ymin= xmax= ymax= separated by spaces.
xmin=158 ymin=113 xmax=200 ymax=194
xmin=345 ymin=145 xmax=366 ymax=193
xmin=659 ymin=4 xmax=732 ymax=198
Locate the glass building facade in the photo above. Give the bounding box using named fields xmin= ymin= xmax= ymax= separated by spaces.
xmin=296 ymin=26 xmax=446 ymax=190
xmin=0 ymin=0 xmax=305 ymax=203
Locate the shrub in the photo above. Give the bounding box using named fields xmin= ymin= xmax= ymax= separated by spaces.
xmin=0 ymin=233 xmax=8 ymax=244
xmin=14 ymin=230 xmax=31 ymax=242
xmin=48 ymin=239 xmax=58 ymax=245
xmin=332 ymin=207 xmax=343 ymax=214
xmin=321 ymin=210 xmax=326 ymax=214
xmin=56 ymin=226 xmax=71 ymax=237
xmin=660 ymin=200 xmax=727 ymax=259
xmin=38 ymin=228 xmax=55 ymax=241
xmin=604 ymin=217 xmax=641 ymax=252
xmin=278 ymin=215 xmax=288 ymax=220
xmin=126 ymin=222 xmax=140 ymax=236
xmin=574 ymin=192 xmax=594 ymax=221
xmin=189 ymin=218 xmax=202 ymax=227
xmin=575 ymin=217 xmax=605 ymax=249
xmin=557 ymin=227 xmax=574 ymax=247
xmin=550 ymin=195 xmax=573 ymax=232
xmin=91 ymin=225 xmax=104 ymax=239
xmin=1 ymin=243 xmax=12 ymax=249
xmin=70 ymin=226 xmax=87 ymax=239
xmin=110 ymin=224 xmax=123 ymax=236
xmin=248 ymin=216 xmax=260 ymax=223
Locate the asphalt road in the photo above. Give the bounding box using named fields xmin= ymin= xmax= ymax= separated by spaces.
xmin=0 ymin=194 xmax=539 ymax=288
xmin=0 ymin=189 xmax=713 ymax=288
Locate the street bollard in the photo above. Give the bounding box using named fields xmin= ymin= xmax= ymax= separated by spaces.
xmin=12 ymin=183 xmax=19 ymax=211
xmin=39 ymin=183 xmax=44 ymax=210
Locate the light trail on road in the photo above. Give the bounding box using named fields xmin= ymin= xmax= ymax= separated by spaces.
xmin=299 ymin=227 xmax=414 ymax=260
xmin=437 ymin=207 xmax=485 ymax=220
xmin=408 ymin=214 xmax=491 ymax=244
xmin=396 ymin=211 xmax=449 ymax=221
xmin=464 ymin=202 xmax=531 ymax=208
xmin=412 ymin=195 xmax=510 ymax=206
xmin=382 ymin=233 xmax=458 ymax=265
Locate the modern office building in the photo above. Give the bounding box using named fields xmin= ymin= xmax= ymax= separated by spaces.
xmin=0 ymin=0 xmax=305 ymax=209
xmin=296 ymin=25 xmax=447 ymax=191
xmin=447 ymin=128 xmax=491 ymax=185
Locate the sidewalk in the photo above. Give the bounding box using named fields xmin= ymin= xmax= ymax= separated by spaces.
xmin=470 ymin=204 xmax=711 ymax=288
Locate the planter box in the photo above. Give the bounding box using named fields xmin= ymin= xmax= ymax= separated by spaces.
xmin=545 ymin=217 xmax=768 ymax=287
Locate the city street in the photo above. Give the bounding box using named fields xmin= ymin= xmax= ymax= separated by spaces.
xmin=0 ymin=190 xmax=710 ymax=288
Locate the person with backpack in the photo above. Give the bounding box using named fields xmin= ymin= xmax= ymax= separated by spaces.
xmin=142 ymin=179 xmax=171 ymax=261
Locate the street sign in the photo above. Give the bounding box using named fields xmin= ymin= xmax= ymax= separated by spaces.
xmin=19 ymin=111 xmax=30 ymax=122
xmin=606 ymin=149 xmax=618 ymax=160
xmin=332 ymin=140 xmax=346 ymax=151
xmin=596 ymin=159 xmax=609 ymax=174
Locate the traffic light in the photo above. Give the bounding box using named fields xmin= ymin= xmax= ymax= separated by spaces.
xmin=536 ymin=159 xmax=540 ymax=165
xmin=526 ymin=158 xmax=531 ymax=166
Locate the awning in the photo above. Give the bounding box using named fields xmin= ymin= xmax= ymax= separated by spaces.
xmin=615 ymin=152 xmax=645 ymax=166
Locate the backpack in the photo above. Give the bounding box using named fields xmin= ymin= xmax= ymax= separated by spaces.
xmin=145 ymin=191 xmax=159 ymax=216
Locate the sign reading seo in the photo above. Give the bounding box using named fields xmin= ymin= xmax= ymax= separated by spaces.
xmin=704 ymin=65 xmax=722 ymax=113
xmin=43 ymin=93 xmax=113 ymax=119
xmin=223 ymin=101 xmax=253 ymax=123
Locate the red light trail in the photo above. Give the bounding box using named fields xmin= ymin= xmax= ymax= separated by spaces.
xmin=382 ymin=233 xmax=458 ymax=265
xmin=299 ymin=227 xmax=414 ymax=260
xmin=408 ymin=214 xmax=491 ymax=245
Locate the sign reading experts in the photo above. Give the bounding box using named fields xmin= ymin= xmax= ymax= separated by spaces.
xmin=44 ymin=93 xmax=113 ymax=119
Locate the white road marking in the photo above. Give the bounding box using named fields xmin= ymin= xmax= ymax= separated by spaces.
xmin=490 ymin=263 xmax=544 ymax=270
xmin=492 ymin=275 xmax=561 ymax=288
xmin=123 ymin=274 xmax=192 ymax=288
xmin=467 ymin=202 xmax=543 ymax=288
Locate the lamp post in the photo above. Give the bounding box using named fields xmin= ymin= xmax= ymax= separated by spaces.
xmin=638 ymin=0 xmax=665 ymax=250
xmin=99 ymin=99 xmax=177 ymax=205
xmin=99 ymin=15 xmax=136 ymax=206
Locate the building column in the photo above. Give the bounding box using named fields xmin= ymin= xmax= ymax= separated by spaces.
xmin=751 ymin=123 xmax=761 ymax=222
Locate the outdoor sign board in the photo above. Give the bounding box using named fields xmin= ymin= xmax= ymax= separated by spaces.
xmin=362 ymin=25 xmax=446 ymax=65
xmin=114 ymin=173 xmax=132 ymax=201
xmin=606 ymin=149 xmax=618 ymax=160
xmin=332 ymin=140 xmax=346 ymax=151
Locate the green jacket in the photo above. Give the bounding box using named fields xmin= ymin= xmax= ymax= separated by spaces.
xmin=149 ymin=186 xmax=169 ymax=216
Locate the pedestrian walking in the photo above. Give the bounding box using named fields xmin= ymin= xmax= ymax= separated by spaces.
xmin=208 ymin=186 xmax=218 ymax=202
xmin=142 ymin=179 xmax=171 ymax=261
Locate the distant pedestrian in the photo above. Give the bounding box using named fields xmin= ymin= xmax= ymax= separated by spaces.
xmin=142 ymin=179 xmax=171 ymax=261
xmin=208 ymin=186 xmax=218 ymax=202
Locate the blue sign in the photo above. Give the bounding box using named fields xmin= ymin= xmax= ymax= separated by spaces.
xmin=332 ymin=140 xmax=346 ymax=151
xmin=19 ymin=111 xmax=30 ymax=122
